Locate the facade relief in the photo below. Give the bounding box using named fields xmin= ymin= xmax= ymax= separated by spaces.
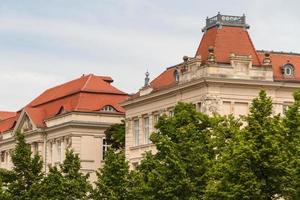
xmin=201 ymin=95 xmax=221 ymax=115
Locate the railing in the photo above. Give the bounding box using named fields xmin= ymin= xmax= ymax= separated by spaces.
xmin=204 ymin=13 xmax=246 ymax=30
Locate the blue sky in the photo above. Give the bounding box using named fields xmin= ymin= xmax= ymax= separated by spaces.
xmin=0 ymin=0 xmax=300 ymax=111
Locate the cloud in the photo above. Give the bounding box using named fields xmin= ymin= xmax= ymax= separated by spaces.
xmin=0 ymin=0 xmax=300 ymax=111
xmin=0 ymin=70 xmax=64 ymax=111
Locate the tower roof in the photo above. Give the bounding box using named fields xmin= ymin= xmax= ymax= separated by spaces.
xmin=196 ymin=14 xmax=261 ymax=66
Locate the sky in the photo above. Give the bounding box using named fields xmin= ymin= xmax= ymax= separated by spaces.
xmin=0 ymin=0 xmax=300 ymax=111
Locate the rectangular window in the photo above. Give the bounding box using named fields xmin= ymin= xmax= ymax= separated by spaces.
xmin=153 ymin=114 xmax=159 ymax=127
xmin=102 ymin=138 xmax=110 ymax=160
xmin=57 ymin=140 xmax=61 ymax=162
xmin=33 ymin=142 xmax=38 ymax=155
xmin=144 ymin=117 xmax=150 ymax=144
xmin=197 ymin=102 xmax=202 ymax=112
xmin=134 ymin=119 xmax=140 ymax=146
xmin=49 ymin=142 xmax=53 ymax=165
xmin=5 ymin=152 xmax=8 ymax=164
xmin=168 ymin=110 xmax=174 ymax=117
xmin=1 ymin=151 xmax=5 ymax=163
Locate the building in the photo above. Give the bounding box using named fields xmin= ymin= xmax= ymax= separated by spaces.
xmin=0 ymin=74 xmax=128 ymax=181
xmin=121 ymin=13 xmax=300 ymax=167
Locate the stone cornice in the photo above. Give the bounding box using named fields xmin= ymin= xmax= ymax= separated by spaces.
xmin=121 ymin=77 xmax=300 ymax=109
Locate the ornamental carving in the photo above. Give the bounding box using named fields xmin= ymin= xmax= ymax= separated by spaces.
xmin=202 ymin=95 xmax=221 ymax=115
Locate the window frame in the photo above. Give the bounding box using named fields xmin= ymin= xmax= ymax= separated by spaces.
xmin=282 ymin=64 xmax=294 ymax=76
xmin=144 ymin=117 xmax=150 ymax=144
xmin=133 ymin=119 xmax=140 ymax=146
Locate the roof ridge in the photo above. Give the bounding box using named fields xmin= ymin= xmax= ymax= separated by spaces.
xmin=74 ymin=92 xmax=81 ymax=111
xmin=244 ymin=29 xmax=261 ymax=65
xmin=214 ymin=27 xmax=220 ymax=62
xmin=43 ymin=74 xmax=88 ymax=93
xmin=81 ymin=74 xmax=93 ymax=91
xmin=257 ymin=50 xmax=300 ymax=56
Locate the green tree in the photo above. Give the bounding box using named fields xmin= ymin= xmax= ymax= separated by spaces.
xmin=135 ymin=102 xmax=237 ymax=199
xmin=3 ymin=132 xmax=44 ymax=200
xmin=40 ymin=150 xmax=91 ymax=200
xmin=0 ymin=168 xmax=14 ymax=200
xmin=91 ymin=148 xmax=131 ymax=200
xmin=105 ymin=120 xmax=125 ymax=150
xmin=283 ymin=91 xmax=300 ymax=199
xmin=204 ymin=90 xmax=296 ymax=200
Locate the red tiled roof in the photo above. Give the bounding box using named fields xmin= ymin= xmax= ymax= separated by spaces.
xmin=0 ymin=74 xmax=128 ymax=133
xmin=0 ymin=111 xmax=16 ymax=120
xmin=0 ymin=112 xmax=20 ymax=133
xmin=195 ymin=26 xmax=261 ymax=66
xmin=257 ymin=51 xmax=300 ymax=81
xmin=30 ymin=74 xmax=126 ymax=107
xmin=150 ymin=67 xmax=177 ymax=91
xmin=131 ymin=26 xmax=300 ymax=98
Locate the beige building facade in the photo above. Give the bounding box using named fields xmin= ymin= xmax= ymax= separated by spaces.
xmin=122 ymin=14 xmax=300 ymax=167
xmin=0 ymin=74 xmax=128 ymax=182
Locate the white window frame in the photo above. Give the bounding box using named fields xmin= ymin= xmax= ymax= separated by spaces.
xmin=57 ymin=140 xmax=61 ymax=163
xmin=283 ymin=64 xmax=294 ymax=76
xmin=134 ymin=119 xmax=140 ymax=146
xmin=144 ymin=117 xmax=150 ymax=144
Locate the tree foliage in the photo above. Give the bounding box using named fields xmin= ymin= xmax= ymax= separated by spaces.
xmin=91 ymin=148 xmax=131 ymax=200
xmin=1 ymin=132 xmax=44 ymax=200
xmin=1 ymin=90 xmax=300 ymax=200
xmin=204 ymin=90 xmax=298 ymax=200
xmin=40 ymin=150 xmax=92 ymax=200
xmin=105 ymin=120 xmax=125 ymax=150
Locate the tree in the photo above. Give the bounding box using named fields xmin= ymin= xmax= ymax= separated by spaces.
xmin=134 ymin=102 xmax=239 ymax=199
xmin=283 ymin=91 xmax=300 ymax=199
xmin=204 ymin=90 xmax=296 ymax=199
xmin=0 ymin=168 xmax=14 ymax=200
xmin=4 ymin=132 xmax=44 ymax=200
xmin=91 ymin=148 xmax=131 ymax=200
xmin=40 ymin=150 xmax=91 ymax=200
xmin=104 ymin=120 xmax=125 ymax=150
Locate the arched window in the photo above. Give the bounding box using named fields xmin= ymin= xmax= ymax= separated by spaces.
xmin=282 ymin=64 xmax=294 ymax=76
xmin=101 ymin=105 xmax=117 ymax=112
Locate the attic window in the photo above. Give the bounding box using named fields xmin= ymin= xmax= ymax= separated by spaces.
xmin=58 ymin=107 xmax=66 ymax=115
xmin=101 ymin=105 xmax=116 ymax=112
xmin=282 ymin=64 xmax=294 ymax=76
xmin=174 ymin=70 xmax=179 ymax=82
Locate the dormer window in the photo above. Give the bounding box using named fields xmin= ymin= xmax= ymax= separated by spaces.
xmin=282 ymin=64 xmax=294 ymax=76
xmin=101 ymin=105 xmax=116 ymax=112
xmin=57 ymin=107 xmax=66 ymax=115
xmin=174 ymin=70 xmax=179 ymax=82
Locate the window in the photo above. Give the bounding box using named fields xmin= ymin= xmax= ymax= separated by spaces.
xmin=168 ymin=110 xmax=174 ymax=117
xmin=1 ymin=151 xmax=5 ymax=163
xmin=49 ymin=142 xmax=53 ymax=165
xmin=101 ymin=105 xmax=117 ymax=112
xmin=5 ymin=152 xmax=8 ymax=164
xmin=174 ymin=70 xmax=179 ymax=82
xmin=57 ymin=140 xmax=61 ymax=162
xmin=282 ymin=64 xmax=294 ymax=76
xmin=153 ymin=114 xmax=159 ymax=125
xmin=134 ymin=119 xmax=140 ymax=146
xmin=102 ymin=139 xmax=110 ymax=160
xmin=33 ymin=142 xmax=38 ymax=155
xmin=197 ymin=102 xmax=202 ymax=112
xmin=144 ymin=117 xmax=150 ymax=144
